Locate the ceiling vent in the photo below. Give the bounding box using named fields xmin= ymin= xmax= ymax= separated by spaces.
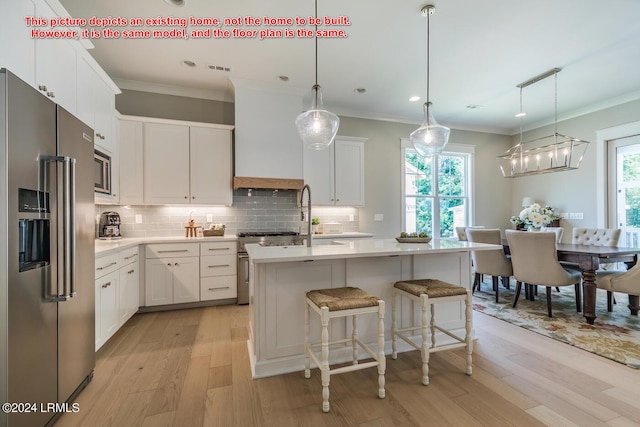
xmin=208 ymin=65 xmax=231 ymax=72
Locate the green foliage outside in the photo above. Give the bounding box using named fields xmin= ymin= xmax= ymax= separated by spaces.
xmin=623 ymin=153 xmax=640 ymax=228
xmin=405 ymin=152 xmax=466 ymax=237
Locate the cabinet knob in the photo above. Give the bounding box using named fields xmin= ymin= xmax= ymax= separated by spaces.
xmin=174 ymin=262 xmax=179 ymax=266
xmin=184 ymin=196 xmax=188 ymax=199
xmin=38 ymin=85 xmax=47 ymax=91
xmin=167 ymin=263 xmax=171 ymax=266
xmin=192 ymin=196 xmax=195 ymax=199
xmin=47 ymin=92 xmax=55 ymax=98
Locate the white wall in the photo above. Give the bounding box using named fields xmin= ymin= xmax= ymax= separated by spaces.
xmin=510 ymin=99 xmax=640 ymax=241
xmin=337 ymin=116 xmax=512 ymax=238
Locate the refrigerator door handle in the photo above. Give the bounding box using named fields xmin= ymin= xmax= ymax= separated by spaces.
xmin=39 ymin=155 xmax=77 ymax=301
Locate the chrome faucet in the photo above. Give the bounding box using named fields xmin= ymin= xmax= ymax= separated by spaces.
xmin=300 ymin=184 xmax=312 ymax=247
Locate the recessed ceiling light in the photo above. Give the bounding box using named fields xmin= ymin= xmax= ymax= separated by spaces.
xmin=466 ymin=104 xmax=483 ymax=109
xmin=164 ymin=0 xmax=186 ymax=6
xmin=182 ymin=60 xmax=196 ymax=67
xmin=515 ymin=112 xmax=527 ymax=117
xmin=409 ymin=96 xmax=421 ymax=102
xmin=277 ymin=75 xmax=289 ymax=82
xmin=354 ymin=88 xmax=367 ymax=94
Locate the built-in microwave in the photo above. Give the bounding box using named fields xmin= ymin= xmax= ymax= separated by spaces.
xmin=94 ymin=149 xmax=111 ymax=195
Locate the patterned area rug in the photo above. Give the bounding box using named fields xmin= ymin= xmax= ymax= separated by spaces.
xmin=472 ymin=280 xmax=640 ymax=369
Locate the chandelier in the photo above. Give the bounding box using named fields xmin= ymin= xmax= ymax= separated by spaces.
xmin=496 ymin=68 xmax=589 ymax=178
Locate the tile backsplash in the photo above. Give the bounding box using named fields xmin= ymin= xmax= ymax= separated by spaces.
xmin=96 ymin=189 xmax=360 ymax=238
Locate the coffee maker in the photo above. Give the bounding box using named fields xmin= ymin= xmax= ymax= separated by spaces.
xmin=98 ymin=211 xmax=122 ymax=239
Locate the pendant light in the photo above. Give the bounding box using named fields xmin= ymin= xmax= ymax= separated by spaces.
xmin=496 ymin=68 xmax=590 ymax=177
xmin=410 ymin=4 xmax=450 ymax=157
xmin=295 ymin=0 xmax=340 ymax=150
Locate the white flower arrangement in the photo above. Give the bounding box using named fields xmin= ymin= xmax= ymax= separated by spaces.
xmin=510 ymin=203 xmax=560 ymax=229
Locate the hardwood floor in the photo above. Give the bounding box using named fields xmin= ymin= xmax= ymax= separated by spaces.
xmin=56 ymin=305 xmax=640 ymax=427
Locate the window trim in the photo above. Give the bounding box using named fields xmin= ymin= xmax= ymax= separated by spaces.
xmin=400 ymin=139 xmax=475 ymax=236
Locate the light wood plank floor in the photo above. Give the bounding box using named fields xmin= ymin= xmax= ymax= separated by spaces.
xmin=56 ymin=305 xmax=640 ymax=427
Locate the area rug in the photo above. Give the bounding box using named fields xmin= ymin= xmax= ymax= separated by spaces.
xmin=472 ymin=281 xmax=640 ymax=369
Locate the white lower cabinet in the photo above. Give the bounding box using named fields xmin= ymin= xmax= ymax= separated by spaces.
xmin=145 ymin=243 xmax=200 ymax=306
xmin=118 ymin=247 xmax=140 ymax=325
xmin=200 ymin=242 xmax=237 ymax=301
xmin=95 ymin=252 xmax=120 ymax=351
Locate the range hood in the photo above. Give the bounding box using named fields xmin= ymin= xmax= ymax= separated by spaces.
xmin=233 ymin=176 xmax=304 ymax=191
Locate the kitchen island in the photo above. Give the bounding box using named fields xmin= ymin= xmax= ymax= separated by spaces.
xmin=245 ymin=238 xmax=501 ymax=378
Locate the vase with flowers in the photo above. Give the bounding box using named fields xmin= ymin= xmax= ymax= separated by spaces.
xmin=510 ymin=203 xmax=561 ymax=231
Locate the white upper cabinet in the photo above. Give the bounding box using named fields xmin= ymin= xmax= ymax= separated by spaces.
xmin=0 ymin=0 xmax=35 ymax=84
xmin=34 ymin=0 xmax=77 ymax=114
xmin=304 ymin=137 xmax=366 ymax=206
xmin=143 ymin=122 xmax=191 ymax=204
xmin=118 ymin=119 xmax=144 ymax=205
xmin=190 ymin=126 xmax=233 ymax=205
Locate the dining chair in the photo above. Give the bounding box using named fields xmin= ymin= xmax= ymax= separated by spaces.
xmin=505 ymin=230 xmax=582 ymax=317
xmin=595 ymin=263 xmax=640 ymax=315
xmin=466 ymin=228 xmax=512 ymax=303
xmin=540 ymin=226 xmax=564 ymax=244
xmin=455 ymin=226 xmax=485 ymax=241
xmin=569 ymin=227 xmax=622 ymax=271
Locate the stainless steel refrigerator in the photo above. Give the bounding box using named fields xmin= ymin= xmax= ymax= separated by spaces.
xmin=0 ymin=69 xmax=95 ymax=427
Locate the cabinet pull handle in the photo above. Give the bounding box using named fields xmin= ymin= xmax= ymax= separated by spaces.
xmin=127 ymin=269 xmax=135 ymax=274
xmin=208 ymin=248 xmax=229 ymax=251
xmin=157 ymin=249 xmax=189 ymax=253
xmin=208 ymin=264 xmax=230 ymax=268
xmin=101 ymin=281 xmax=111 ymax=289
xmin=97 ymin=261 xmax=117 ymax=270
xmin=208 ymin=287 xmax=230 ymax=291
xmin=124 ymin=253 xmax=138 ymax=260
xmin=38 ymin=85 xmax=48 ymax=91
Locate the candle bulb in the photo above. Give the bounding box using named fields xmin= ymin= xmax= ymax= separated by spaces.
xmin=524 ymin=156 xmax=529 ymax=171
xmin=511 ymin=159 xmax=516 ymax=175
xmin=563 ymin=148 xmax=569 ymax=167
xmin=548 ymin=151 xmax=553 ymax=168
xmin=536 ymin=154 xmax=540 ymax=170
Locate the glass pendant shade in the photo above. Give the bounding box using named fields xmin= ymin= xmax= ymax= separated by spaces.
xmin=410 ymin=102 xmax=450 ymax=157
xmin=296 ymin=84 xmax=340 ymax=150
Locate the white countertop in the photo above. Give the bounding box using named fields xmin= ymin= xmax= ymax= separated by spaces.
xmin=310 ymin=232 xmax=374 ymax=239
xmin=95 ymin=235 xmax=237 ymax=256
xmin=245 ymin=238 xmax=502 ymax=263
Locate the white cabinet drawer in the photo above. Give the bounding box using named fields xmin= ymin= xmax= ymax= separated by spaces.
xmin=146 ymin=243 xmax=199 ymax=259
xmin=200 ymin=254 xmax=237 ymax=277
xmin=200 ymin=241 xmax=236 ymax=255
xmin=95 ymin=253 xmax=119 ymax=278
xmin=119 ymin=247 xmax=139 ymax=265
xmin=200 ymin=276 xmax=237 ymax=301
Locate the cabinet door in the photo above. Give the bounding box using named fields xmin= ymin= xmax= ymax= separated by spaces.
xmin=145 ymin=258 xmax=174 ymax=306
xmin=303 ymin=143 xmax=335 ymax=205
xmin=144 ymin=123 xmax=190 ymax=204
xmin=190 ymin=127 xmax=233 ymax=205
xmin=335 ymin=139 xmax=365 ymax=206
xmin=0 ymin=0 xmax=35 ymax=85
xmin=96 ymin=270 xmax=119 ymax=350
xmin=172 ymin=257 xmax=200 ymax=304
xmin=119 ymin=120 xmax=144 ymax=205
xmin=34 ymin=0 xmax=77 ymax=114
xmin=119 ymin=260 xmax=139 ymax=326
xmin=93 ymin=77 xmax=115 ymax=153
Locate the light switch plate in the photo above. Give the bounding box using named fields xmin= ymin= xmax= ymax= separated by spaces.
xmin=206 ymin=214 xmax=213 ymax=222
xmin=135 ymin=214 xmax=142 ymax=223
xmin=349 ymin=214 xmax=355 ymax=222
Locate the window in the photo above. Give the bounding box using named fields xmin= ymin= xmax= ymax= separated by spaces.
xmin=607 ymin=135 xmax=640 ymax=247
xmin=401 ymin=140 xmax=474 ymax=238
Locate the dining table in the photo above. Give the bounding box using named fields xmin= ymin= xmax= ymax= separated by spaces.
xmin=504 ymin=242 xmax=640 ymax=324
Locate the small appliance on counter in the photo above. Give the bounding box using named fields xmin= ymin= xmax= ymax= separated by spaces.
xmin=98 ymin=211 xmax=122 ymax=239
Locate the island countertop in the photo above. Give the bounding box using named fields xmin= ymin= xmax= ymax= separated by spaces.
xmin=246 ymin=238 xmax=501 ymax=263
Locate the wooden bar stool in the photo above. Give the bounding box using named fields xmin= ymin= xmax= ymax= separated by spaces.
xmin=304 ymin=287 xmax=386 ymax=413
xmin=391 ymin=279 xmax=472 ymax=385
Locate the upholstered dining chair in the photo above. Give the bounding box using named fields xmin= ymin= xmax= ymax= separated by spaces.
xmin=540 ymin=226 xmax=564 ymax=244
xmin=595 ymin=263 xmax=640 ymax=315
xmin=466 ymin=228 xmax=512 ymax=303
xmin=569 ymin=228 xmax=622 ymax=271
xmin=455 ymin=226 xmax=485 ymax=241
xmin=505 ymin=230 xmax=582 ymax=317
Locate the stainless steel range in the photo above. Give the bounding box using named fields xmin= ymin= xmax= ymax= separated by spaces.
xmin=237 ymin=231 xmax=305 ymax=304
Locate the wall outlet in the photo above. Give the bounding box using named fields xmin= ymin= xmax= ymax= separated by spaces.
xmin=559 ymin=212 xmax=569 ymax=219
xmin=135 ymin=214 xmax=142 ymax=224
xmin=374 ymin=214 xmax=384 ymax=221
xmin=206 ymin=214 xmax=213 ymax=222
xmin=568 ymin=212 xmax=584 ymax=220
xmin=349 ymin=214 xmax=355 ymax=222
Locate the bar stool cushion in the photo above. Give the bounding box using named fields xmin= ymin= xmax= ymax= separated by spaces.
xmin=394 ymin=279 xmax=468 ymax=298
xmin=307 ymin=287 xmax=380 ymax=311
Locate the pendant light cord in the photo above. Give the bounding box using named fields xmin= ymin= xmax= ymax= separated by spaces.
xmin=314 ymin=0 xmax=318 ymax=86
xmin=426 ymin=10 xmax=430 ymax=104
